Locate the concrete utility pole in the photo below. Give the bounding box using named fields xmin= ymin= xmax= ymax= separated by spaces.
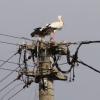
xmin=39 ymin=79 xmax=54 ymax=100
xmin=36 ymin=41 xmax=67 ymax=100
xmin=17 ymin=40 xmax=68 ymax=100
xmin=38 ymin=41 xmax=54 ymax=100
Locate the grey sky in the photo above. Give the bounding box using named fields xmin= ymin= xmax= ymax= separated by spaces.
xmin=0 ymin=0 xmax=100 ymax=100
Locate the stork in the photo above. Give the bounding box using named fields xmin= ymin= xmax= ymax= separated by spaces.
xmin=31 ymin=16 xmax=64 ymax=40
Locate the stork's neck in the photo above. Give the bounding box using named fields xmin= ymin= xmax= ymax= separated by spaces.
xmin=58 ymin=18 xmax=62 ymax=22
xmin=58 ymin=17 xmax=64 ymax=25
xmin=58 ymin=17 xmax=63 ymax=22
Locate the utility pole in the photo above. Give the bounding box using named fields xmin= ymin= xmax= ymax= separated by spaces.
xmin=39 ymin=78 xmax=54 ymax=100
xmin=37 ymin=41 xmax=54 ymax=100
xmin=16 ymin=40 xmax=68 ymax=100
xmin=36 ymin=41 xmax=67 ymax=100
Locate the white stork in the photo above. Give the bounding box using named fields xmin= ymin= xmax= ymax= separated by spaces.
xmin=31 ymin=16 xmax=64 ymax=40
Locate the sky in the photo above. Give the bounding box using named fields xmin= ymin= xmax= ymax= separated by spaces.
xmin=0 ymin=0 xmax=100 ymax=100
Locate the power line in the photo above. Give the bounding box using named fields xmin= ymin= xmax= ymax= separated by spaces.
xmin=58 ymin=62 xmax=67 ymax=65
xmin=77 ymin=60 xmax=100 ymax=73
xmin=67 ymin=54 xmax=100 ymax=74
xmin=0 ymin=59 xmax=19 ymax=65
xmin=69 ymin=40 xmax=100 ymax=45
xmin=8 ymin=87 xmax=24 ymax=100
xmin=0 ymin=70 xmax=16 ymax=83
xmin=1 ymin=36 xmax=100 ymax=47
xmin=0 ymin=52 xmax=18 ymax=68
xmin=0 ymin=33 xmax=32 ymax=41
xmin=0 ymin=67 xmax=19 ymax=83
xmin=0 ymin=59 xmax=34 ymax=68
xmin=0 ymin=79 xmax=16 ymax=93
xmin=0 ymin=83 xmax=23 ymax=100
xmin=0 ymin=40 xmax=19 ymax=46
xmin=52 ymin=55 xmax=100 ymax=75
xmin=0 ymin=67 xmax=18 ymax=72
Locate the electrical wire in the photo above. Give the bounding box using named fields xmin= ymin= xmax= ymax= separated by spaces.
xmin=58 ymin=61 xmax=100 ymax=74
xmin=0 ymin=83 xmax=23 ymax=100
xmin=0 ymin=59 xmax=19 ymax=65
xmin=0 ymin=52 xmax=18 ymax=68
xmin=1 ymin=34 xmax=100 ymax=47
xmin=0 ymin=40 xmax=19 ymax=46
xmin=73 ymin=40 xmax=100 ymax=57
xmin=0 ymin=67 xmax=19 ymax=83
xmin=58 ymin=62 xmax=67 ymax=65
xmin=70 ymin=41 xmax=100 ymax=74
xmin=0 ymin=79 xmax=16 ymax=93
xmin=8 ymin=87 xmax=24 ymax=100
xmin=67 ymin=40 xmax=100 ymax=45
xmin=66 ymin=54 xmax=100 ymax=74
xmin=0 ymin=59 xmax=33 ymax=68
xmin=18 ymin=47 xmax=22 ymax=69
xmin=0 ymin=67 xmax=17 ymax=72
xmin=0 ymin=33 xmax=32 ymax=41
xmin=77 ymin=60 xmax=100 ymax=73
xmin=0 ymin=71 xmax=16 ymax=83
xmin=78 ymin=40 xmax=100 ymax=44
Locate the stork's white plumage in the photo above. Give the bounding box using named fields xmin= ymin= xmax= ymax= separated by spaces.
xmin=48 ymin=16 xmax=64 ymax=40
xmin=49 ymin=16 xmax=64 ymax=30
xmin=30 ymin=16 xmax=64 ymax=39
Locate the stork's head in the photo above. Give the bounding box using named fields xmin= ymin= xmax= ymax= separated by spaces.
xmin=58 ymin=15 xmax=64 ymax=22
xmin=58 ymin=15 xmax=64 ymax=25
xmin=58 ymin=16 xmax=62 ymax=20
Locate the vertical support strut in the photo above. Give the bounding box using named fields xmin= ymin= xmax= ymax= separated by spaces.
xmin=39 ymin=79 xmax=54 ymax=100
xmin=38 ymin=41 xmax=54 ymax=100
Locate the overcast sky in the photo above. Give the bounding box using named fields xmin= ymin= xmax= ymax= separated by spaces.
xmin=0 ymin=0 xmax=100 ymax=100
